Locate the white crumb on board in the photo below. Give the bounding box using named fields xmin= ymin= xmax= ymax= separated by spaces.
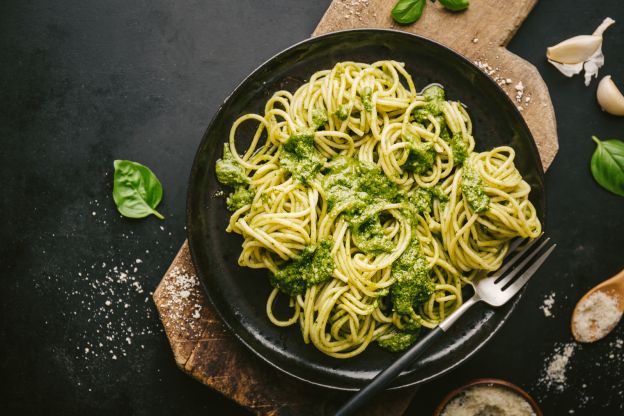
xmin=474 ymin=59 xmax=531 ymax=111
xmin=159 ymin=266 xmax=204 ymax=333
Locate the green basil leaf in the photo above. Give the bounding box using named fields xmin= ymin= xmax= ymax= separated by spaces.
xmin=438 ymin=0 xmax=469 ymax=11
xmin=590 ymin=136 xmax=624 ymax=197
xmin=391 ymin=0 xmax=426 ymax=25
xmin=113 ymin=160 xmax=165 ymax=219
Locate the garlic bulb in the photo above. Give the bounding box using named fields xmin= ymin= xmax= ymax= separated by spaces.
xmin=546 ymin=17 xmax=615 ymax=86
xmin=596 ymin=76 xmax=624 ymax=116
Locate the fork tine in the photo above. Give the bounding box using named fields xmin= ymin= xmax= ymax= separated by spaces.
xmin=496 ymin=237 xmax=551 ymax=287
xmin=489 ymin=235 xmax=540 ymax=281
xmin=503 ymin=244 xmax=557 ymax=295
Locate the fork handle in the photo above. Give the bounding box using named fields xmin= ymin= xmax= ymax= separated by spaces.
xmin=335 ymin=327 xmax=444 ymax=416
xmin=335 ymin=296 xmax=481 ymax=416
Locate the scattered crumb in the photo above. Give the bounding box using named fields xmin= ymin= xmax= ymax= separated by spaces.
xmin=540 ymin=292 xmax=556 ymax=318
xmin=515 ymin=81 xmax=525 ymax=103
xmin=472 ymin=37 xmax=479 ymax=44
xmin=538 ymin=343 xmax=576 ymax=391
xmin=159 ymin=267 xmax=204 ymax=334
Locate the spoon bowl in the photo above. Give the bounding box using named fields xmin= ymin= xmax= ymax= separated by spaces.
xmin=571 ymin=268 xmax=624 ymax=343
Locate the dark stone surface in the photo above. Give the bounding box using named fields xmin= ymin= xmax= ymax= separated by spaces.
xmin=0 ymin=0 xmax=622 ymax=415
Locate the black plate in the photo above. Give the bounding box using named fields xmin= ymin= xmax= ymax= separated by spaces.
xmin=187 ymin=29 xmax=545 ymax=391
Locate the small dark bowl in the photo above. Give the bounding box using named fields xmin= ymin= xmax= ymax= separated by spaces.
xmin=433 ymin=378 xmax=543 ymax=416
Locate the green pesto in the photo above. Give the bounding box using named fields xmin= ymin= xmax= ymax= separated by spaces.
xmin=377 ymin=329 xmax=419 ymax=352
xmin=400 ymin=315 xmax=422 ymax=332
xmin=351 ymin=210 xmax=394 ymax=253
xmin=412 ymin=102 xmax=443 ymax=122
xmin=361 ymin=87 xmax=373 ymax=112
xmin=376 ymin=287 xmax=390 ymax=297
xmin=311 ymin=109 xmax=328 ymax=130
xmin=270 ymin=240 xmax=335 ymax=296
xmin=413 ymin=85 xmax=446 ymax=123
xmin=334 ymin=105 xmax=349 ymax=121
xmin=390 ymin=239 xmax=434 ymax=315
xmin=449 ymin=132 xmax=468 ymax=165
xmin=403 ymin=134 xmax=436 ymax=174
xmin=323 ymin=157 xmax=399 ymax=215
xmin=215 ymin=144 xmax=249 ymax=187
xmin=405 ymin=187 xmax=432 ymax=215
xmin=402 ymin=186 xmax=448 ymax=223
xmin=430 ymin=185 xmax=449 ymax=203
xmin=280 ymin=131 xmax=324 ymax=184
xmin=422 ymin=84 xmax=446 ymax=102
xmin=323 ymin=157 xmax=400 ymax=253
xmin=462 ymin=163 xmax=490 ymax=213
xmin=226 ymin=187 xmax=254 ymax=211
xmin=437 ymin=116 xmax=451 ymax=140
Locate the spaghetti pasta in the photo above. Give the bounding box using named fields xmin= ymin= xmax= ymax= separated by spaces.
xmin=214 ymin=60 xmax=541 ymax=358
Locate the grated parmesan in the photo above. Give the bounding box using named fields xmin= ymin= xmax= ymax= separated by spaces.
xmin=573 ymin=291 xmax=622 ymax=342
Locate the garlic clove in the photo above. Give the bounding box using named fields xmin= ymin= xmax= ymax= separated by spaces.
xmin=596 ymin=75 xmax=624 ymax=116
xmin=546 ymin=35 xmax=603 ymax=64
xmin=593 ymin=17 xmax=616 ymax=36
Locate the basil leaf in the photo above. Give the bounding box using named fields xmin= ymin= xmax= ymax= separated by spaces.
xmin=590 ymin=136 xmax=624 ymax=197
xmin=113 ymin=160 xmax=165 ymax=219
xmin=391 ymin=0 xmax=426 ymax=25
xmin=438 ymin=0 xmax=469 ymax=11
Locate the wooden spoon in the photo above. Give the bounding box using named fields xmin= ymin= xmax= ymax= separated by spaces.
xmin=571 ymin=268 xmax=624 ymax=343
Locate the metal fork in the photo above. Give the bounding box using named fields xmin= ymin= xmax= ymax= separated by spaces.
xmin=335 ymin=236 xmax=556 ymax=416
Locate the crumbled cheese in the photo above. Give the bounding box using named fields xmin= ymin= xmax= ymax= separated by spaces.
xmin=573 ymin=291 xmax=622 ymax=342
xmin=515 ymin=81 xmax=525 ymax=103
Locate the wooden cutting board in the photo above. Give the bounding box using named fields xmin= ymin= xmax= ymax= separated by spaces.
xmin=152 ymin=1 xmax=558 ymax=415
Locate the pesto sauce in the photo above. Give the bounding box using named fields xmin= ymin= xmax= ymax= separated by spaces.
xmin=403 ymin=134 xmax=436 ymax=174
xmin=422 ymin=84 xmax=446 ymax=101
xmin=280 ymin=131 xmax=325 ymax=184
xmin=270 ymin=240 xmax=335 ymax=296
xmin=361 ymin=87 xmax=373 ymax=112
xmin=311 ymin=109 xmax=328 ymax=130
xmin=390 ymin=239 xmax=434 ymax=315
xmin=352 ymin=211 xmax=394 ymax=253
xmin=402 ymin=186 xmax=448 ymax=222
xmin=216 ymin=144 xmax=255 ymax=212
xmin=449 ymin=132 xmax=468 ymax=166
xmin=323 ymin=157 xmax=400 ymax=253
xmin=377 ymin=329 xmax=419 ymax=352
xmin=215 ymin=144 xmax=249 ymax=187
xmin=405 ymin=187 xmax=432 ymax=216
xmin=461 ymin=163 xmax=490 ymax=213
xmin=226 ymin=187 xmax=254 ymax=211
xmin=334 ymin=105 xmax=349 ymax=121
xmin=412 ymin=85 xmax=446 ymax=122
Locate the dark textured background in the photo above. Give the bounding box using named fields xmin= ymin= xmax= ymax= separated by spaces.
xmin=1 ymin=1 xmax=623 ymax=415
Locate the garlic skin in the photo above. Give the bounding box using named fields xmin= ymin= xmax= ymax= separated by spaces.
xmin=596 ymin=75 xmax=624 ymax=116
xmin=547 ymin=17 xmax=615 ymax=86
